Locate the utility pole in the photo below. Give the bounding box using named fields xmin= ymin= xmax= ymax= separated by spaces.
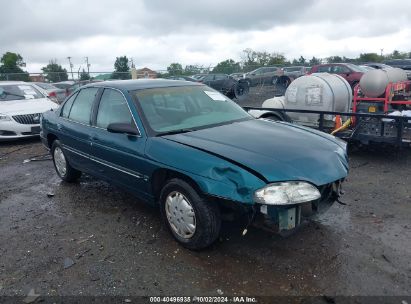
xmin=85 ymin=57 xmax=90 ymax=76
xmin=67 ymin=57 xmax=74 ymax=80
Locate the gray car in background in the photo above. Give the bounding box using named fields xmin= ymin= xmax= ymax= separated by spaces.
xmin=282 ymin=66 xmax=309 ymax=78
xmin=383 ymin=59 xmax=411 ymax=79
xmin=243 ymin=66 xmax=282 ymax=86
xmin=33 ymin=82 xmax=67 ymax=103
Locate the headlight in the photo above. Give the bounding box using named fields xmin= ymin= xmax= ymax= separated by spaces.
xmin=0 ymin=114 xmax=11 ymax=121
xmin=254 ymin=181 xmax=321 ymax=205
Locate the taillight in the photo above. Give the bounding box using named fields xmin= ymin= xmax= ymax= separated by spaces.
xmin=47 ymin=91 xmax=58 ymax=103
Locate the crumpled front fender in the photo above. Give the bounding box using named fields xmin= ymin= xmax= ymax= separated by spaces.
xmin=145 ymin=138 xmax=266 ymax=204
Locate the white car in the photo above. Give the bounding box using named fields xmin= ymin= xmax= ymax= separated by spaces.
xmin=0 ymin=81 xmax=59 ymax=141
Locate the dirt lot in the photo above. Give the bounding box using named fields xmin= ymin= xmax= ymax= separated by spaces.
xmin=0 ymin=88 xmax=410 ymax=300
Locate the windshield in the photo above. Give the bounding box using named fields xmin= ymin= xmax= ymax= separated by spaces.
xmin=133 ymin=85 xmax=252 ymax=135
xmin=0 ymin=84 xmax=44 ymax=101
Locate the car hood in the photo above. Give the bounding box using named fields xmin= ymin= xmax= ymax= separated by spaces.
xmin=0 ymin=98 xmax=58 ymax=115
xmin=163 ymin=119 xmax=348 ymax=186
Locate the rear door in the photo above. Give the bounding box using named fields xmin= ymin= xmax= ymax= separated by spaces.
xmin=58 ymin=87 xmax=100 ymax=170
xmin=89 ymin=88 xmax=149 ymax=198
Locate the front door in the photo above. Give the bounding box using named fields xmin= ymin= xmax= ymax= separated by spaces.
xmin=89 ymin=88 xmax=149 ymax=199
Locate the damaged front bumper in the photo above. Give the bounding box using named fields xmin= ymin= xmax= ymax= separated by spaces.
xmin=252 ymin=180 xmax=344 ymax=233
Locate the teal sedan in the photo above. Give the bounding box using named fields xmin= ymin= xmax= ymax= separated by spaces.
xmin=40 ymin=79 xmax=348 ymax=249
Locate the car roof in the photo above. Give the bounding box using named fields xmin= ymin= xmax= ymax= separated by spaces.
xmin=82 ymin=79 xmax=202 ymax=91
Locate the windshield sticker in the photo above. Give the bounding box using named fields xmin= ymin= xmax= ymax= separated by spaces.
xmin=23 ymin=90 xmax=36 ymax=95
xmin=24 ymin=94 xmax=35 ymax=99
xmin=204 ymin=91 xmax=226 ymax=101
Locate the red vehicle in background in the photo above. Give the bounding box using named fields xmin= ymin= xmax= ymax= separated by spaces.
xmin=309 ymin=63 xmax=366 ymax=89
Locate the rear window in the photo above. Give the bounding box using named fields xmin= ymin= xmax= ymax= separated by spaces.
xmin=0 ymin=84 xmax=44 ymax=101
xmin=35 ymin=83 xmax=57 ymax=90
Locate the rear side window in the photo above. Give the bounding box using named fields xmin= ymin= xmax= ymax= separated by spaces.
xmin=214 ymin=74 xmax=227 ymax=80
xmin=68 ymin=88 xmax=98 ymax=124
xmin=96 ymin=89 xmax=133 ymax=129
xmin=317 ymin=65 xmax=331 ymax=73
xmin=61 ymin=92 xmax=78 ymax=118
xmin=332 ymin=65 xmax=350 ymax=73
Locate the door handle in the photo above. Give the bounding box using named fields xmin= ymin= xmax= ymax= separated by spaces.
xmin=90 ymin=135 xmax=100 ymax=141
xmin=57 ymin=124 xmax=63 ymax=131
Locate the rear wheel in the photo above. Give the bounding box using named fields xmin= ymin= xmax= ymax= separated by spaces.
xmin=51 ymin=140 xmax=81 ymax=182
xmin=160 ymin=178 xmax=221 ymax=250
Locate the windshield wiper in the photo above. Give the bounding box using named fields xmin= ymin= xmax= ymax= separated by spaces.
xmin=156 ymin=128 xmax=196 ymax=136
xmin=1 ymin=91 xmax=26 ymax=99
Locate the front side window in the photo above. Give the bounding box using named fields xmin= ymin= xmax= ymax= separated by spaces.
xmin=134 ymin=85 xmax=251 ymax=135
xmin=96 ymin=89 xmax=133 ymax=129
xmin=68 ymin=87 xmax=98 ymax=124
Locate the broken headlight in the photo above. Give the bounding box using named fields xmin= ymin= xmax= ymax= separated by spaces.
xmin=254 ymin=181 xmax=321 ymax=205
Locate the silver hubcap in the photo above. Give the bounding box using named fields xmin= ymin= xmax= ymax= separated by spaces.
xmin=165 ymin=191 xmax=196 ymax=239
xmin=54 ymin=147 xmax=67 ymax=177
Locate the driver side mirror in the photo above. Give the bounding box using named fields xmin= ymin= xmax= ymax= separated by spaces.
xmin=107 ymin=123 xmax=140 ymax=136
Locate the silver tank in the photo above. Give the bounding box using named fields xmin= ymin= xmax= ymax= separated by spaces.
xmin=359 ymin=68 xmax=407 ymax=98
xmin=281 ymin=73 xmax=351 ymax=126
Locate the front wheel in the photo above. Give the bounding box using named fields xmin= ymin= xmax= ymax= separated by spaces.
xmin=51 ymin=140 xmax=82 ymax=182
xmin=160 ymin=178 xmax=221 ymax=250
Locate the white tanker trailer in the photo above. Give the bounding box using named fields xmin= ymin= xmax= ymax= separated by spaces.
xmin=248 ymin=70 xmax=411 ymax=146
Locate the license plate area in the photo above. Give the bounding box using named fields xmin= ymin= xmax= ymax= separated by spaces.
xmin=31 ymin=126 xmax=41 ymax=134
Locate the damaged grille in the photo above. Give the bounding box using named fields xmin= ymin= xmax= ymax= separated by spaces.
xmin=12 ymin=113 xmax=41 ymax=125
xmin=310 ymin=181 xmax=342 ymax=213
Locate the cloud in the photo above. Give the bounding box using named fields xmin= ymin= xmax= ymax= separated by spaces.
xmin=0 ymin=0 xmax=410 ymax=73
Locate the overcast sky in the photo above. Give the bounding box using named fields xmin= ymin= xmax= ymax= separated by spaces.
xmin=1 ymin=0 xmax=411 ymax=73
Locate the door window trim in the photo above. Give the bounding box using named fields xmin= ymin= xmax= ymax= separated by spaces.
xmin=92 ymin=87 xmax=142 ymax=137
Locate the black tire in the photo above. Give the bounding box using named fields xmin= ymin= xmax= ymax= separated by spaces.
xmin=51 ymin=140 xmax=82 ymax=182
xmin=160 ymin=178 xmax=221 ymax=250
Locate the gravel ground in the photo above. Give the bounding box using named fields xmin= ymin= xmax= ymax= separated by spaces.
xmin=0 ymin=89 xmax=410 ymax=300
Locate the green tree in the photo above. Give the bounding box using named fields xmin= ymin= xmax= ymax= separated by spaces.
xmin=241 ymin=49 xmax=286 ymax=70
xmin=267 ymin=53 xmax=287 ymax=65
xmin=167 ymin=63 xmax=183 ymax=75
xmin=112 ymin=56 xmax=131 ymax=79
xmin=309 ymin=56 xmax=321 ymax=65
xmin=212 ymin=59 xmax=241 ymax=74
xmin=41 ymin=60 xmax=68 ymax=82
xmin=0 ymin=52 xmax=29 ymax=81
xmin=327 ymin=56 xmax=343 ymax=63
xmin=387 ymin=50 xmax=408 ymax=60
xmin=298 ymin=56 xmax=306 ymax=65
xmin=184 ymin=65 xmax=203 ymax=75
xmin=358 ymin=53 xmax=381 ymax=63
xmin=79 ymin=69 xmax=90 ymax=80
